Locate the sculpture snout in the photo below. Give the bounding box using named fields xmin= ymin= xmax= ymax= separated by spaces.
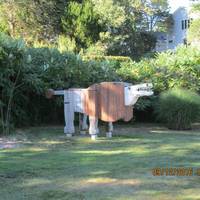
xmin=132 ymin=83 xmax=153 ymax=96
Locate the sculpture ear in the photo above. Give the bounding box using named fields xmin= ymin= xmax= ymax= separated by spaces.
xmin=46 ymin=89 xmax=54 ymax=99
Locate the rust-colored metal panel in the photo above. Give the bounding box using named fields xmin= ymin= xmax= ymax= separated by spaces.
xmin=99 ymin=82 xmax=123 ymax=122
xmin=83 ymin=82 xmax=133 ymax=122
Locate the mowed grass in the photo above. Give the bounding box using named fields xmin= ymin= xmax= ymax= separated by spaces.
xmin=0 ymin=124 xmax=200 ymax=200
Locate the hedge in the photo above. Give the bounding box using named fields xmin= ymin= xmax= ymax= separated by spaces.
xmin=1 ymin=33 xmax=200 ymax=133
xmin=0 ymin=34 xmax=120 ymax=133
xmin=82 ymin=55 xmax=132 ymax=63
xmin=155 ymin=88 xmax=200 ymax=130
xmin=117 ymin=46 xmax=200 ymax=93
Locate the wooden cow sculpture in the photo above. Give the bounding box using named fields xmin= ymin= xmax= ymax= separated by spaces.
xmin=46 ymin=82 xmax=153 ymax=140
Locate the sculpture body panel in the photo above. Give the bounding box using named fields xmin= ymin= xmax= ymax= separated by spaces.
xmin=83 ymin=82 xmax=133 ymax=122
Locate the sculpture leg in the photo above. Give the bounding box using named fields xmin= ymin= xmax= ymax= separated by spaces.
xmin=89 ymin=116 xmax=98 ymax=140
xmin=106 ymin=122 xmax=113 ymax=138
xmin=64 ymin=91 xmax=75 ymax=137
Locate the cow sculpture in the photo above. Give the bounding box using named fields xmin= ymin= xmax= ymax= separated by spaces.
xmin=46 ymin=82 xmax=153 ymax=140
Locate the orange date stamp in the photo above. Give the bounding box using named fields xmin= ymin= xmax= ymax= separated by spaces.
xmin=152 ymin=167 xmax=200 ymax=176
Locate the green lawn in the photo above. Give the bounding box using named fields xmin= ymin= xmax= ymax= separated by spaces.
xmin=0 ymin=124 xmax=200 ymax=200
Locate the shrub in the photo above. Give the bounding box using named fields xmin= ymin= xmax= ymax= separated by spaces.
xmin=117 ymin=46 xmax=200 ymax=115
xmin=117 ymin=46 xmax=200 ymax=93
xmin=0 ymin=34 xmax=45 ymax=134
xmin=1 ymin=33 xmax=200 ymax=132
xmin=82 ymin=55 xmax=132 ymax=63
xmin=155 ymin=88 xmax=200 ymax=130
xmin=57 ymin=35 xmax=77 ymax=53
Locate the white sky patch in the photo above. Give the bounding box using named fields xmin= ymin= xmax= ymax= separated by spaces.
xmin=168 ymin=0 xmax=190 ymax=12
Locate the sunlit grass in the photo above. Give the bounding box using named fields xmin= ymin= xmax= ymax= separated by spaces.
xmin=0 ymin=124 xmax=200 ymax=200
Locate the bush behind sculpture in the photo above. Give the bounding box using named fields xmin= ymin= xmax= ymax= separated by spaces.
xmin=117 ymin=46 xmax=200 ymax=93
xmin=1 ymin=34 xmax=200 ymax=133
xmin=0 ymin=34 xmax=119 ymax=133
xmin=155 ymin=88 xmax=200 ymax=130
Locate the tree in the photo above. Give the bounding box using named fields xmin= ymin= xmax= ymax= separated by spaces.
xmin=0 ymin=0 xmax=170 ymax=57
xmin=88 ymin=0 xmax=170 ymax=58
xmin=0 ymin=0 xmax=39 ymax=40
xmin=0 ymin=34 xmax=44 ymax=134
xmin=61 ymin=0 xmax=103 ymax=51
xmin=0 ymin=0 xmax=69 ymax=43
xmin=188 ymin=3 xmax=200 ymax=45
xmin=139 ymin=0 xmax=170 ymax=32
xmin=91 ymin=0 xmax=126 ymax=29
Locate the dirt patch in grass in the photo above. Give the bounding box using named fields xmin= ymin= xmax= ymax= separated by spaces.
xmin=82 ymin=177 xmax=141 ymax=187
xmin=0 ymin=139 xmax=23 ymax=149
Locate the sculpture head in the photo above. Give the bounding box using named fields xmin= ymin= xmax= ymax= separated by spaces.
xmin=124 ymin=83 xmax=153 ymax=106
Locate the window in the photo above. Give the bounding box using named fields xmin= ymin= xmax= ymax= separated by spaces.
xmin=181 ymin=19 xmax=191 ymax=30
xmin=182 ymin=20 xmax=184 ymax=30
xmin=188 ymin=19 xmax=190 ymax=28
xmin=185 ymin=20 xmax=187 ymax=29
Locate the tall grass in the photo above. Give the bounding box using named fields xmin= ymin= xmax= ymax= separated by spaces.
xmin=155 ymin=88 xmax=200 ymax=130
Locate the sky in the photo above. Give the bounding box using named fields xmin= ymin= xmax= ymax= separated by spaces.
xmin=168 ymin=0 xmax=190 ymax=12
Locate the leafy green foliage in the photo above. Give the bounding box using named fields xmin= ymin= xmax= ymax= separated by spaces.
xmin=61 ymin=0 xmax=103 ymax=51
xmin=0 ymin=0 xmax=170 ymax=58
xmin=89 ymin=0 xmax=169 ymax=58
xmin=188 ymin=19 xmax=200 ymax=45
xmin=26 ymin=47 xmax=119 ymax=89
xmin=191 ymin=2 xmax=200 ymax=12
xmin=82 ymin=55 xmax=132 ymax=62
xmin=1 ymin=33 xmax=200 ymax=133
xmin=22 ymin=46 xmax=120 ymax=127
xmin=0 ymin=34 xmax=120 ymax=133
xmin=117 ymin=46 xmax=200 ymax=93
xmin=155 ymin=88 xmax=200 ymax=130
xmin=0 ymin=0 xmax=68 ymax=43
xmin=57 ymin=35 xmax=77 ymax=53
xmin=117 ymin=46 xmax=200 ymax=117
xmin=106 ymin=31 xmax=156 ymax=58
xmin=144 ymin=0 xmax=171 ymax=32
xmin=92 ymin=0 xmax=170 ymax=32
xmin=0 ymin=33 xmax=44 ymax=134
xmin=188 ymin=3 xmax=200 ymax=45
